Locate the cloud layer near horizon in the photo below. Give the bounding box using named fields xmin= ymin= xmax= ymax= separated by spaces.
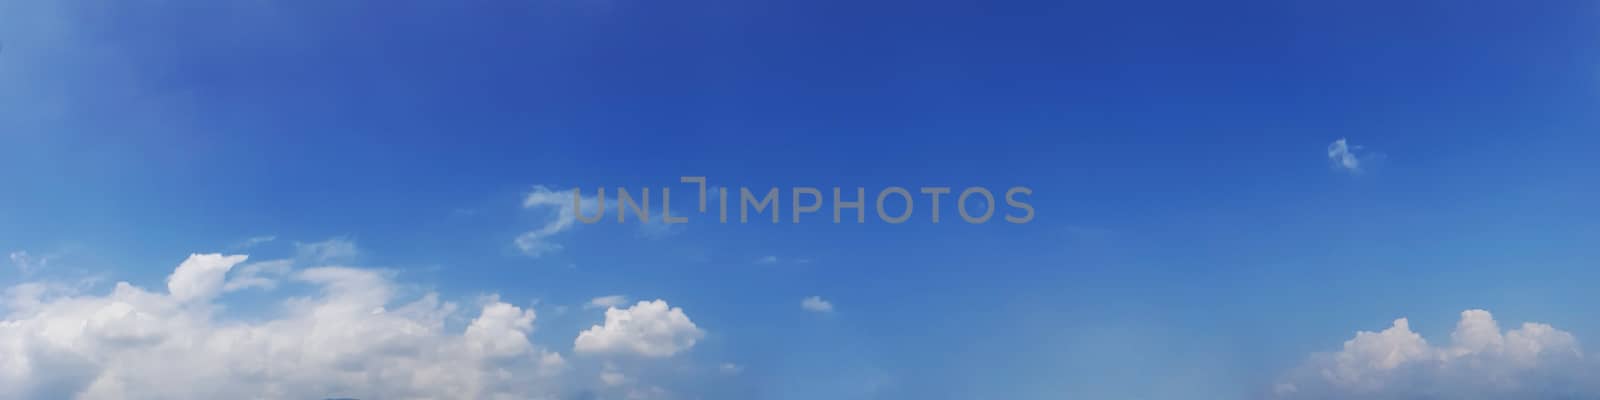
xmin=1274 ymin=309 xmax=1595 ymax=399
xmin=0 ymin=253 xmax=702 ymax=399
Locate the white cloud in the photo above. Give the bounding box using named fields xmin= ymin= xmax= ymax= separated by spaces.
xmin=586 ymin=295 xmax=629 ymax=310
xmin=719 ymin=363 xmax=744 ymax=375
xmin=800 ymin=296 xmax=834 ymax=313
xmin=516 ymin=185 xmax=604 ymax=258
xmin=1273 ymin=309 xmax=1595 ymax=399
xmin=756 ymin=256 xmax=779 ymax=265
xmin=0 ymin=253 xmax=575 ymax=400
xmin=165 ymin=253 xmax=248 ymax=303
xmin=221 ymin=259 xmax=293 ymax=292
xmin=1327 ymin=138 xmax=1367 ymax=173
xmin=574 ymin=300 xmax=704 ymax=358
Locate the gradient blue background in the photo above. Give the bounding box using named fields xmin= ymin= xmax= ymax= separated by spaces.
xmin=3 ymin=1 xmax=1598 ymax=398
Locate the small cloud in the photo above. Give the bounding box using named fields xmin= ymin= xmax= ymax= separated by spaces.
xmin=719 ymin=363 xmax=744 ymax=375
xmin=756 ymin=256 xmax=779 ymax=265
xmin=574 ymin=299 xmax=704 ymax=358
xmin=800 ymin=296 xmax=834 ymax=313
xmin=233 ymin=235 xmax=277 ymax=249
xmin=585 ymin=295 xmax=629 ymax=310
xmin=1327 ymin=138 xmax=1372 ymax=173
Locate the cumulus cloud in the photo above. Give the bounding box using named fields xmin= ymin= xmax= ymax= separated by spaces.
xmin=800 ymin=296 xmax=833 ymax=313
xmin=1327 ymin=138 xmax=1369 ymax=173
xmin=1273 ymin=309 xmax=1596 ymax=399
xmin=575 ymin=300 xmax=704 ymax=358
xmin=0 ymin=253 xmax=571 ymax=399
xmin=516 ymin=186 xmax=604 ymax=258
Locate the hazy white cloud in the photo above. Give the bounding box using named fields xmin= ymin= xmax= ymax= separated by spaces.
xmin=599 ymin=364 xmax=627 ymax=386
xmin=719 ymin=363 xmax=744 ymax=375
xmin=1273 ymin=309 xmax=1596 ymax=399
xmin=221 ymin=259 xmax=293 ymax=292
xmin=575 ymin=300 xmax=704 ymax=358
xmin=0 ymin=253 xmax=579 ymax=400
xmin=756 ymin=256 xmax=779 ymax=265
xmin=233 ymin=235 xmax=277 ymax=249
xmin=800 ymin=296 xmax=834 ymax=313
xmin=1327 ymin=138 xmax=1367 ymax=173
xmin=7 ymin=251 xmax=49 ymax=275
xmin=293 ymin=237 xmax=359 ymax=265
xmin=586 ymin=295 xmax=629 ymax=310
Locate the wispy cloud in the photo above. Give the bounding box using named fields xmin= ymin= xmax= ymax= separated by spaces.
xmin=233 ymin=235 xmax=277 ymax=249
xmin=515 ymin=185 xmax=602 ymax=258
xmin=756 ymin=255 xmax=780 ymax=265
xmin=7 ymin=251 xmax=48 ymax=275
xmin=586 ymin=295 xmax=629 ymax=310
xmin=294 ymin=237 xmax=359 ymax=265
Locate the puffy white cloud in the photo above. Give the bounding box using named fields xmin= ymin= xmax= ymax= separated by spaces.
xmin=516 ymin=186 xmax=604 ymax=258
xmin=1273 ymin=309 xmax=1595 ymax=399
xmin=575 ymin=300 xmax=704 ymax=358
xmin=0 ymin=253 xmax=570 ymax=400
xmin=165 ymin=253 xmax=248 ymax=303
xmin=800 ymin=296 xmax=833 ymax=313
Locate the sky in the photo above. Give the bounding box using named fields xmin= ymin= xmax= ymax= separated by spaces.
xmin=2 ymin=1 xmax=1599 ymax=399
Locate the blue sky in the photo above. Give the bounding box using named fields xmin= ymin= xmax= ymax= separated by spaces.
xmin=3 ymin=1 xmax=1600 ymax=399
